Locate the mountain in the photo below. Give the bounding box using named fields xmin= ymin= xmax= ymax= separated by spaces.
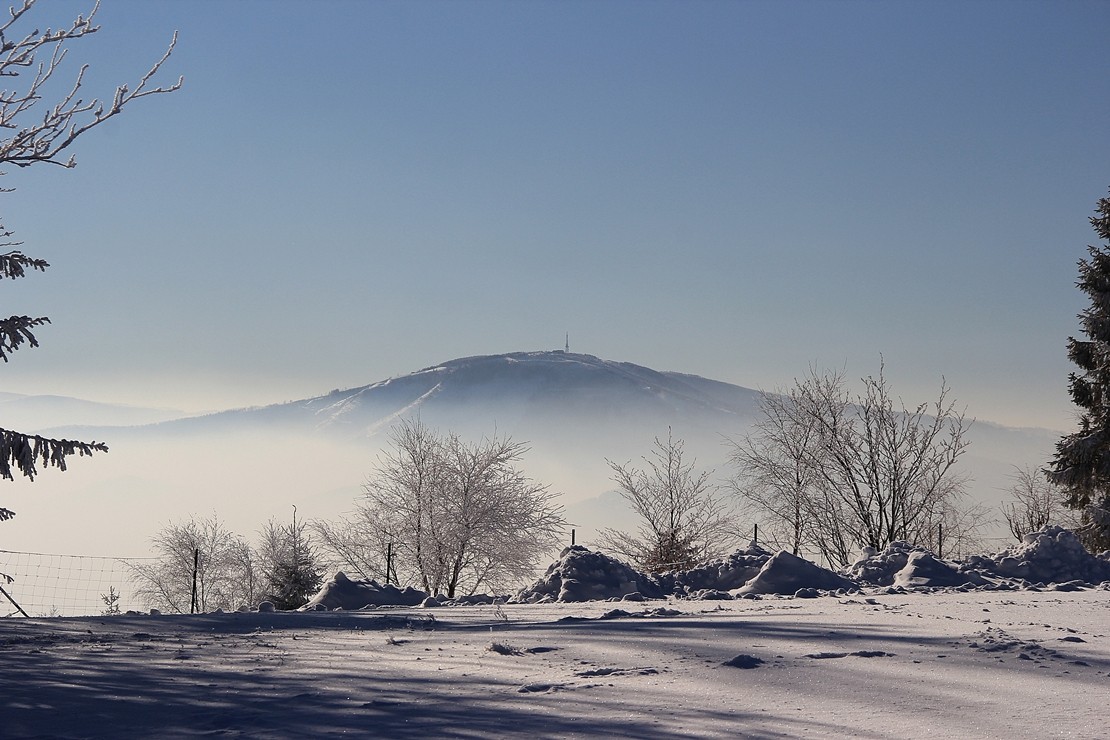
xmin=134 ymin=351 xmax=766 ymax=456
xmin=298 ymin=350 xmax=762 ymax=438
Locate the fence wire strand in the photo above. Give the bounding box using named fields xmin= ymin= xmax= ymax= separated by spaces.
xmin=0 ymin=549 xmax=155 ymax=617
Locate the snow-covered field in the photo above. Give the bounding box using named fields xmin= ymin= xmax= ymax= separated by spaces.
xmin=2 ymin=590 xmax=1107 ymax=739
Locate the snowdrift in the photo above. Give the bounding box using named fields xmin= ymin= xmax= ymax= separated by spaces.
xmin=737 ymin=550 xmax=857 ymax=596
xmin=845 ymin=541 xmax=982 ymax=588
xmin=302 ymin=572 xmax=426 ymax=610
xmin=964 ymin=526 xmax=1110 ymax=586
xmin=512 ymin=527 xmax=1110 ymax=604
xmin=657 ymin=543 xmax=773 ymax=594
xmin=513 ymin=544 xmax=854 ymax=602
xmin=893 ymin=551 xmax=982 ymax=589
xmin=514 ymin=545 xmax=666 ymax=602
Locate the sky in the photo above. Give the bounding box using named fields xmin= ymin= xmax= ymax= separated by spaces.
xmin=2 ymin=0 xmax=1109 ymax=430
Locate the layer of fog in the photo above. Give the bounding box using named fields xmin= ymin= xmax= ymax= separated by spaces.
xmin=2 ymin=399 xmax=1059 ymax=560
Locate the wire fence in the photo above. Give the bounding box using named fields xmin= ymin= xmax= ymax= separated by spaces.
xmin=0 ymin=549 xmax=155 ymax=617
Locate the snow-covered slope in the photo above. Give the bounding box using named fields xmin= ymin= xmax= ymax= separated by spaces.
xmin=292 ymin=351 xmax=763 ymax=438
xmin=85 ymin=351 xmax=759 ymax=445
xmin=104 ymin=351 xmax=766 ymax=482
xmin=3 ymin=591 xmax=1107 ymax=739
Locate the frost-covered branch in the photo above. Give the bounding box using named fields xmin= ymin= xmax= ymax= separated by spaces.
xmin=0 ymin=312 xmax=47 ymax=360
xmin=0 ymin=426 xmax=107 ymax=481
xmin=0 ymin=249 xmax=46 ymax=278
xmin=0 ymin=0 xmax=182 ymax=169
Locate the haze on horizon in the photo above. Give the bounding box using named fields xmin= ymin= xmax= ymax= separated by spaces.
xmin=3 ymin=0 xmax=1108 ymax=432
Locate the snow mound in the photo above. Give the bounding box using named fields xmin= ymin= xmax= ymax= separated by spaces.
xmin=302 ymin=572 xmax=427 ymax=610
xmin=514 ymin=546 xmax=664 ymax=602
xmin=965 ymin=526 xmax=1110 ymax=585
xmin=665 ymin=543 xmax=774 ymax=593
xmin=845 ymin=541 xmax=980 ymax=588
xmin=893 ymin=551 xmax=981 ymax=589
xmin=737 ymin=550 xmax=858 ymax=595
xmin=843 ymin=542 xmax=917 ymax=586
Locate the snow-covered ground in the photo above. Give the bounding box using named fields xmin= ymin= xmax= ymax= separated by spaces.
xmin=5 ymin=529 xmax=1108 ymax=738
xmin=2 ymin=589 xmax=1107 ymax=739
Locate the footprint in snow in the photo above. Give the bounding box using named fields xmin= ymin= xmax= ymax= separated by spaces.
xmin=805 ymin=650 xmax=895 ymax=659
xmin=574 ymin=666 xmax=659 ymax=678
xmin=518 ymin=682 xmax=568 ymax=694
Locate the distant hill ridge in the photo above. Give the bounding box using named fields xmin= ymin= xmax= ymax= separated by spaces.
xmin=0 ymin=393 xmax=189 ymax=433
xmin=291 ymin=350 xmax=764 ymax=439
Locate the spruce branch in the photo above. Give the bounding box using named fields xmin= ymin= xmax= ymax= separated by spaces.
xmin=0 ymin=426 xmax=107 ymax=481
xmin=0 ymin=249 xmax=47 ymax=278
xmin=0 ymin=313 xmax=48 ymax=360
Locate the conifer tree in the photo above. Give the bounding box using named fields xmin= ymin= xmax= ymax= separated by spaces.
xmin=0 ymin=1 xmax=180 ymax=522
xmin=1048 ymin=188 xmax=1110 ymax=551
xmin=259 ymin=511 xmax=323 ymax=610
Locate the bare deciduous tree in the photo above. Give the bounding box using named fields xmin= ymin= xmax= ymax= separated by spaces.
xmin=598 ymin=429 xmax=740 ymax=572
xmin=1 ymin=1 xmax=180 ymax=516
xmin=731 ymin=364 xmax=976 ymax=568
xmin=323 ymin=420 xmax=566 ymax=598
xmin=909 ymin=493 xmax=990 ymax=561
xmin=311 ymin=514 xmax=391 ymax=583
xmin=131 ymin=510 xmax=328 ymax=613
xmin=729 ymin=388 xmax=820 ymax=556
xmin=802 ymin=365 xmax=971 ymax=559
xmin=129 ymin=514 xmax=256 ymax=614
xmin=1002 ymin=466 xmax=1072 ymax=541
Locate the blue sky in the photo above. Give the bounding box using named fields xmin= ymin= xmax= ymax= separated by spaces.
xmin=3 ymin=0 xmax=1108 ymax=429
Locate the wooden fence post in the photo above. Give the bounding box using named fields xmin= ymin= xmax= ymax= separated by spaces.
xmin=190 ymin=548 xmax=199 ymax=614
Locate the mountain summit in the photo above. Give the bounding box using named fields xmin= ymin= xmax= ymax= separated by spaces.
xmin=292 ymin=351 xmax=763 ymax=439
